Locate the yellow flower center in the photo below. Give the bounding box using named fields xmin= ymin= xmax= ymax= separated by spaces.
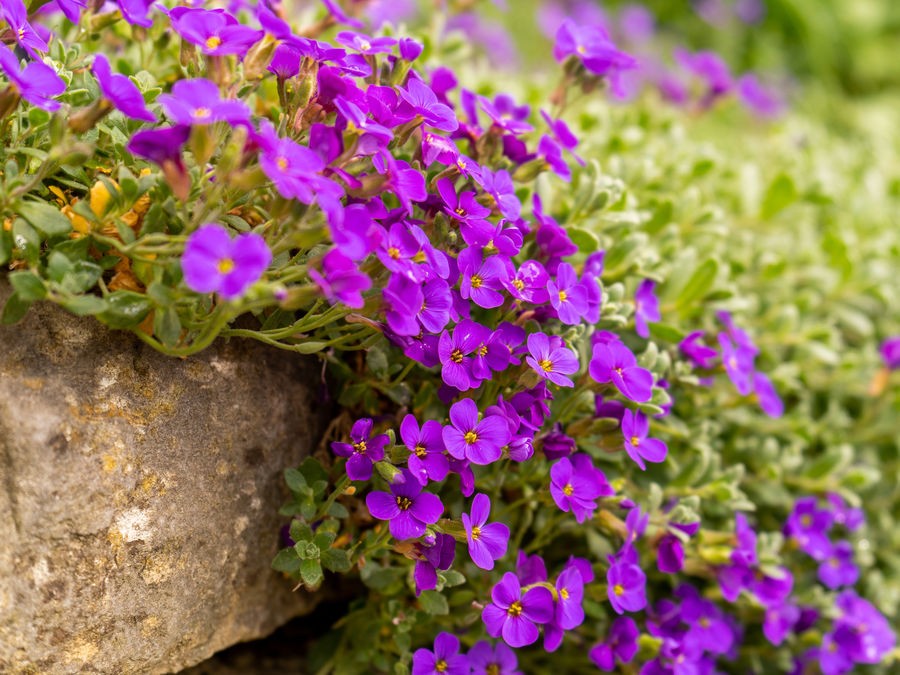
xmin=613 ymin=584 xmax=625 ymax=596
xmin=470 ymin=525 xmax=481 ymax=540
xmin=193 ymin=107 xmax=211 ymax=119
xmin=412 ymin=250 xmax=428 ymax=264
xmin=450 ymin=349 xmax=464 ymax=364
xmin=470 ymin=275 xmax=483 ymax=289
xmin=455 ymin=206 xmax=467 ymax=216
xmin=558 ymin=289 xmax=568 ymax=303
xmin=396 ymin=496 xmax=413 ymax=511
xmin=205 ymin=35 xmax=222 ymax=50
xmin=801 ymin=514 xmax=812 ymax=528
xmin=699 ymin=617 xmax=711 ymax=628
xmin=359 ymin=39 xmax=371 ymax=51
xmin=353 ymin=440 xmax=367 ymax=454
xmin=464 ymin=431 xmax=478 ymax=445
xmin=560 ymin=588 xmax=569 ymax=600
xmin=435 ymin=661 xmax=448 ymax=673
xmin=457 ymin=159 xmax=467 ymax=171
xmin=538 ymin=359 xmax=553 ymax=373
xmin=576 ymin=45 xmax=586 ymax=55
xmin=507 ymin=601 xmax=523 ymax=617
xmin=478 ymin=345 xmax=488 ymax=357
xmin=563 ymin=483 xmax=574 ymax=496
xmin=276 ymin=156 xmax=289 ymax=172
xmin=486 ymin=666 xmax=500 ymax=675
xmin=513 ymin=278 xmax=525 ymax=291
xmin=388 ymin=246 xmax=401 ymax=259
xmin=630 ymin=436 xmax=640 ymax=447
xmin=414 ymin=444 xmax=427 ymax=458
xmin=217 ymin=258 xmax=235 ymax=274
xmin=614 ymin=367 xmax=623 ymax=376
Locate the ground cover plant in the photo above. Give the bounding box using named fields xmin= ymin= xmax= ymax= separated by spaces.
xmin=1 ymin=0 xmax=898 ymax=673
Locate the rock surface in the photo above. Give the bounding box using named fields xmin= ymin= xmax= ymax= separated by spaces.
xmin=0 ymin=279 xmax=326 ymax=674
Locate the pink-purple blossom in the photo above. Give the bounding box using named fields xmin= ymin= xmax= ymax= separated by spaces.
xmin=442 ymin=398 xmax=510 ymax=465
xmin=482 ymin=572 xmax=554 ymax=648
xmin=365 ymin=468 xmax=443 ymax=540
xmin=331 ymin=418 xmax=389 ymax=482
xmin=462 ymin=493 xmax=510 ymax=570
xmin=181 ymin=223 xmax=271 ymax=300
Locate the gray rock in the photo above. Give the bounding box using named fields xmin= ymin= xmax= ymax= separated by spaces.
xmin=0 ymin=279 xmax=325 ymax=674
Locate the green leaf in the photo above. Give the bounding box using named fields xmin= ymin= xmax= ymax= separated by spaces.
xmin=675 ymin=259 xmax=718 ymax=310
xmin=291 ymin=340 xmax=328 ymax=354
xmin=46 ymin=250 xmax=74 ymax=282
xmin=299 ymin=457 xmax=329 ymax=485
xmin=327 ymin=501 xmax=349 ymax=518
xmin=98 ymin=291 xmax=152 ymax=329
xmin=1 ymin=293 xmax=32 ymax=324
xmin=418 ymin=590 xmax=449 ymax=616
xmin=320 ymin=548 xmax=351 ymax=573
xmin=12 ymin=218 xmax=41 ymax=265
xmin=8 ymin=271 xmax=47 ymax=301
xmin=17 ymin=201 xmax=73 ymax=239
xmin=289 ymin=520 xmax=313 ymax=543
xmin=59 ymin=294 xmax=107 ymax=316
xmin=284 ymin=467 xmax=308 ymax=493
xmin=0 ymin=229 xmax=11 ymax=266
xmin=154 ymin=306 xmax=181 ymax=347
xmin=272 ymin=548 xmax=302 ymax=574
xmin=299 ymin=558 xmax=324 ymax=589
xmin=648 ymin=323 xmax=686 ymax=343
xmin=760 ymin=173 xmax=798 ymax=219
xmin=568 ymin=227 xmax=600 ymax=253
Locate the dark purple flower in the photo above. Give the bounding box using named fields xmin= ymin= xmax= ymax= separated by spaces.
xmin=438 ymin=319 xmax=489 ymax=391
xmin=181 ymin=223 xmax=271 ymax=300
xmin=467 ymin=640 xmax=520 ymax=675
xmin=117 ymin=0 xmax=155 ymax=28
xmin=634 ymin=279 xmax=660 ymax=338
xmin=657 ymin=534 xmax=684 ymax=574
xmin=553 ymin=19 xmax=637 ymax=78
xmin=606 ymin=555 xmax=647 ymax=614
xmin=127 ymin=125 xmax=190 ymax=166
xmin=881 ymin=336 xmax=900 ymax=369
xmin=413 ymin=533 xmax=455 ymax=596
xmin=784 ymin=497 xmax=834 ymax=561
xmin=0 ymin=48 xmax=65 ymax=112
xmin=621 ymin=409 xmax=667 ymax=470
xmin=818 ymin=541 xmax=858 ymax=589
xmin=525 ymin=332 xmax=579 ymax=387
xmin=309 ymin=249 xmax=372 ymax=308
xmin=92 ymin=54 xmax=157 ymax=122
xmin=158 ymin=78 xmax=251 ymax=126
xmin=331 ymin=418 xmax=389 ymax=482
xmin=400 ymin=415 xmax=448 ymax=486
xmin=437 ymin=178 xmax=492 ymax=245
xmin=482 ymin=572 xmax=554 ymax=648
xmin=412 ymin=632 xmax=468 ymax=675
xmin=398 ymin=77 xmax=458 ymax=132
xmin=463 ymin=493 xmax=510 ymax=570
xmin=540 ymin=424 xmax=575 ymax=460
xmin=679 ymin=331 xmax=718 ymax=369
xmin=172 ymin=8 xmax=263 ymax=56
xmin=459 ymin=250 xmax=509 ymax=309
xmin=365 ymin=469 xmax=443 ymax=540
xmin=589 ymin=616 xmax=639 ymax=671
xmin=268 ymin=43 xmax=302 ymax=79
xmin=589 ymin=340 xmax=654 ymax=402
xmin=443 ymin=398 xmax=511 ymax=465
xmin=550 ymin=454 xmax=613 ymax=523
xmin=516 ymin=551 xmax=548 ymax=585
xmin=750 ymin=567 xmax=794 ymax=608
xmin=754 ymin=371 xmax=784 ymax=417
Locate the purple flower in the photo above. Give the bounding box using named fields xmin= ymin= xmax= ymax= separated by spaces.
xmin=657 ymin=534 xmax=684 ymax=574
xmin=540 ymin=424 xmax=575 ymax=460
xmin=784 ymin=497 xmax=834 ymax=560
xmin=589 ymin=616 xmax=639 ymax=671
xmin=737 ymin=73 xmax=785 ymax=118
xmin=336 ymin=31 xmax=397 ymax=54
xmin=675 ymin=48 xmax=733 ymax=104
xmin=309 ymin=249 xmax=371 ymax=308
xmin=459 ymin=251 xmax=509 ymax=309
xmin=1 ymin=0 xmax=48 ymax=58
xmin=331 ymin=418 xmax=389 ymax=482
xmin=818 ymin=541 xmax=858 ymax=589
xmin=553 ymin=19 xmax=637 ymax=78
xmin=158 ymin=78 xmax=251 ymax=126
xmin=525 ymin=332 xmax=579 ymax=387
xmin=482 ymin=572 xmax=554 ymax=648
xmin=365 ymin=469 xmax=443 ymax=540
xmin=516 ymin=551 xmax=548 ymax=585
xmin=680 ymin=589 xmax=734 ymax=655
xmin=549 ymin=454 xmax=613 ymax=523
xmin=117 ymin=0 xmax=155 ymax=27
xmin=398 ymin=77 xmax=458 ymax=132
xmin=719 ymin=332 xmax=756 ymax=395
xmin=554 ymin=566 xmax=585 ymax=630
xmin=462 ymin=493 xmax=510 ymax=570
xmin=832 ymin=590 xmax=895 ymax=665
xmin=634 ymin=279 xmax=660 ymax=338
xmin=256 ymin=121 xmax=338 ymax=205
xmin=467 ymin=641 xmax=520 ymax=675
xmin=92 ymin=54 xmax=157 ymax=122
xmin=181 ymin=223 xmax=271 ymax=300
xmin=754 ymin=371 xmax=784 ymax=417
xmin=589 ymin=340 xmax=654 ymax=402
xmin=413 ymin=533 xmax=455 ymax=596
xmin=479 ymin=167 xmax=521 ymax=221
xmin=437 ymin=179 xmax=492 ymax=245
xmin=0 ymin=48 xmax=65 ymax=112
xmin=679 ymin=331 xmax=718 ymax=369
xmin=438 ymin=320 xmax=489 ymax=391
xmin=606 ymin=555 xmax=647 ymax=614
xmin=505 ymin=260 xmax=550 ymax=304
xmin=412 ymin=632 xmax=468 ymax=675
xmin=547 ymin=263 xmax=588 ymax=325
xmin=172 ymin=8 xmax=263 ymax=56
xmin=621 ymin=409 xmax=667 ymax=470
xmin=443 ymin=398 xmax=510 ymax=465
xmin=826 ymin=493 xmax=865 ymax=531
xmin=763 ymin=602 xmax=801 ymax=646
xmin=401 ymin=415 xmax=449 ymax=486
xmin=881 ymin=336 xmax=900 ymax=369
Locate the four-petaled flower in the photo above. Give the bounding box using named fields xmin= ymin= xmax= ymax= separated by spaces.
xmin=482 ymin=572 xmax=554 ymax=648
xmin=443 ymin=399 xmax=511 ymax=465
xmin=589 ymin=340 xmax=654 ymax=402
xmin=620 ymin=409 xmax=667 ymax=470
xmin=462 ymin=493 xmax=510 ymax=570
xmin=412 ymin=632 xmax=469 ymax=675
xmin=181 ymin=223 xmax=271 ymax=300
xmin=525 ymin=332 xmax=579 ymax=387
xmin=331 ymin=418 xmax=389 ymax=482
xmin=365 ymin=469 xmax=444 ymax=540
